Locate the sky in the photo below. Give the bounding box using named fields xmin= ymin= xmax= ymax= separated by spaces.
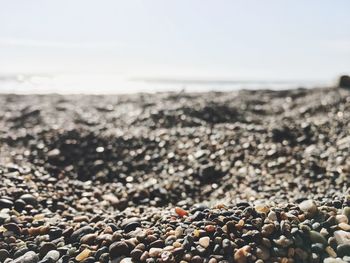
xmin=0 ymin=0 xmax=349 ymax=82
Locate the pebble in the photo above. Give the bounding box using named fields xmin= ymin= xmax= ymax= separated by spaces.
xmin=299 ymin=200 xmax=318 ymax=217
xmin=149 ymin=248 xmax=163 ymax=257
xmin=20 ymin=194 xmax=38 ymax=206
xmin=337 ymin=244 xmax=350 ymax=257
xmin=334 ymin=230 xmax=350 ymax=245
xmin=234 ymin=245 xmax=251 ymax=263
xmin=309 ymin=230 xmax=327 ymax=246
xmin=12 ymin=251 xmax=39 ymax=263
xmin=175 ymin=207 xmax=188 ymax=217
xmin=43 ymin=250 xmax=60 ymax=262
xmin=0 ymin=199 xmax=13 ymax=209
xmin=71 ymin=226 xmax=94 ymax=242
xmin=339 ymin=222 xmax=350 ymax=231
xmin=199 ymin=236 xmax=210 ymax=248
xmin=109 ymin=241 xmax=130 ymax=258
xmin=0 ymin=249 xmax=9 ymax=262
xmin=122 ymin=217 xmax=141 ymax=232
xmin=75 ymin=248 xmax=91 ymax=261
xmin=343 ymin=207 xmax=350 ymax=221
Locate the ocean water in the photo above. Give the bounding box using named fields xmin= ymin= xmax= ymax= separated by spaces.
xmin=0 ymin=73 xmax=331 ymax=94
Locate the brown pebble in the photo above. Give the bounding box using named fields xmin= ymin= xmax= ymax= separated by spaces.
xmin=80 ymin=233 xmax=97 ymax=245
xmin=75 ymin=248 xmax=91 ymax=261
xmin=175 ymin=207 xmax=188 ymax=217
xmin=234 ymin=245 xmax=251 ymax=263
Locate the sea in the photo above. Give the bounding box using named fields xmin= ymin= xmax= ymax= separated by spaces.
xmin=0 ymin=73 xmax=332 ymax=94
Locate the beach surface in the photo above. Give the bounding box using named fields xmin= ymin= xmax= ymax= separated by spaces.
xmin=0 ymin=87 xmax=350 ymax=262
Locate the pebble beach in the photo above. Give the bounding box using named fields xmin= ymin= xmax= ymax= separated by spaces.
xmin=0 ymin=87 xmax=350 ymax=263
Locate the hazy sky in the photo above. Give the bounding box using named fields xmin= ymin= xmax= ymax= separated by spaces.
xmin=0 ymin=0 xmax=349 ymax=81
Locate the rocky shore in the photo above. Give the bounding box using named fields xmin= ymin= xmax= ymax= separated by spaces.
xmin=0 ymin=87 xmax=350 ymax=262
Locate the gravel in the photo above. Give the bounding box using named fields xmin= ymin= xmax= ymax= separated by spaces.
xmin=0 ymin=87 xmax=350 ymax=262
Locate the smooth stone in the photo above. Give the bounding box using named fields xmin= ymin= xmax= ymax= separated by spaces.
xmin=120 ymin=258 xmax=133 ymax=263
xmin=343 ymin=207 xmax=350 ymax=221
xmin=14 ymin=199 xmax=26 ymax=211
xmin=75 ymin=248 xmax=91 ymax=262
xmin=70 ymin=226 xmax=94 ymax=242
xmin=339 ymin=223 xmax=350 ymax=231
xmin=337 ymin=244 xmax=350 ymax=257
xmin=326 ymin=246 xmax=337 ymax=258
xmin=109 ymin=241 xmax=129 ymax=258
xmin=0 ymin=199 xmax=13 ymax=209
xmin=334 ymin=230 xmax=350 ymax=245
xmin=309 ymin=231 xmax=327 ymax=246
xmin=256 ymin=246 xmax=270 ymax=260
xmin=20 ymin=194 xmax=38 ymax=206
xmin=274 ymin=235 xmax=293 ymax=247
xmin=98 ymin=253 xmax=109 ymax=263
xmin=0 ymin=212 xmax=10 ymax=224
xmin=199 ymin=236 xmax=210 ymax=248
xmin=14 ymin=247 xmax=30 ymax=258
xmin=336 ymin=215 xmax=349 ymax=224
xmin=234 ymin=245 xmax=251 ymax=263
xmin=3 ymin=223 xmax=21 ymax=235
xmin=267 ymin=211 xmax=277 ymax=221
xmin=12 ymin=251 xmax=39 ymax=263
xmin=324 ymin=258 xmax=346 ymax=263
xmin=174 ymin=226 xmax=183 ymax=238
xmin=121 ymin=218 xmax=141 ymax=233
xmin=299 ymin=200 xmax=318 ymax=217
xmin=130 ymin=249 xmax=143 ymax=260
xmin=149 ymin=248 xmax=162 ymax=257
xmin=80 ymin=233 xmax=97 ymax=245
xmin=43 ymin=250 xmax=60 ymax=262
xmin=161 ymin=251 xmax=174 ymax=262
xmin=0 ymin=249 xmax=9 ymax=262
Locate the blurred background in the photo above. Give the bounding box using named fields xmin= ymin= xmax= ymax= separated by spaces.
xmin=0 ymin=0 xmax=349 ymax=93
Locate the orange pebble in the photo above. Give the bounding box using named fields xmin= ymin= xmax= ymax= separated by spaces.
xmin=175 ymin=207 xmax=188 ymax=217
